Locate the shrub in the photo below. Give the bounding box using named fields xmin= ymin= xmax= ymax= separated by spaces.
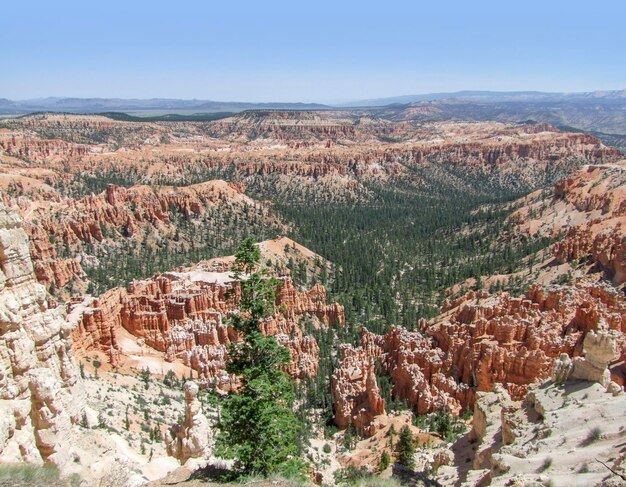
xmin=334 ymin=466 xmax=371 ymax=485
xmin=537 ymin=457 xmax=552 ymax=472
xmin=581 ymin=426 xmax=602 ymax=446
xmin=344 ymin=421 xmax=358 ymax=450
xmin=379 ymin=451 xmax=391 ymax=471
xmin=0 ymin=464 xmax=61 ymax=484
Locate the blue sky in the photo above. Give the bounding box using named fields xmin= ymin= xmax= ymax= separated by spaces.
xmin=1 ymin=0 xmax=625 ymax=102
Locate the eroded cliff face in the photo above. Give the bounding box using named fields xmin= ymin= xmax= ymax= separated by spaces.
xmin=0 ymin=203 xmax=85 ymax=468
xmin=514 ymin=160 xmax=626 ymax=285
xmin=8 ymin=180 xmax=285 ymax=294
xmin=71 ymin=259 xmax=344 ymax=389
xmin=331 ymin=281 xmax=626 ymax=435
xmin=331 ymin=345 xmax=386 ymax=436
xmin=432 ymin=331 xmax=626 ymax=487
xmin=1 ymin=116 xmax=619 ymax=203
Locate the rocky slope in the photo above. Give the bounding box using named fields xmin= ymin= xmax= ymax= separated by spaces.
xmin=331 ymin=279 xmax=626 ymax=436
xmin=514 ymin=160 xmax=626 ymax=286
xmin=430 ymin=330 xmax=626 ymax=486
xmin=0 ymin=202 xmax=187 ymax=485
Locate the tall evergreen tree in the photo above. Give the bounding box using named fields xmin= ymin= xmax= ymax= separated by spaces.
xmin=215 ymin=237 xmax=307 ymax=478
xmin=396 ymin=425 xmax=415 ymax=470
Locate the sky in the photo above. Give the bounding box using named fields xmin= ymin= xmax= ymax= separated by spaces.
xmin=1 ymin=0 xmax=625 ymax=103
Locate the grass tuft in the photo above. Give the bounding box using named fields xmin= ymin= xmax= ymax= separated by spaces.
xmin=580 ymin=426 xmax=602 ymax=446
xmin=0 ymin=464 xmax=60 ymax=483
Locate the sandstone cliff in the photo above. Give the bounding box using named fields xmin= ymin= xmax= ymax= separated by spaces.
xmin=0 ymin=203 xmax=85 ymax=468
xmin=331 ymin=344 xmax=386 ymax=436
xmin=514 ymin=160 xmax=626 ymax=285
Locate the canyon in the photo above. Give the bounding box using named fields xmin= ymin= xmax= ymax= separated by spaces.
xmin=1 ymin=111 xmax=625 ymax=486
xmin=0 ymin=115 xmax=619 ymax=199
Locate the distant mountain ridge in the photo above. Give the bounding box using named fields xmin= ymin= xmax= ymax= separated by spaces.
xmin=1 ymin=90 xmax=625 ymax=116
xmin=0 ymin=97 xmax=330 ymax=115
xmin=338 ymin=89 xmax=626 ymax=107
xmin=1 ymin=91 xmax=625 ymax=138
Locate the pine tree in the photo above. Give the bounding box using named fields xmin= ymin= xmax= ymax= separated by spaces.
xmin=430 ymin=409 xmax=454 ymax=439
xmin=388 ymin=424 xmax=396 ymax=450
xmin=396 ymin=425 xmax=415 ymax=470
xmin=344 ymin=419 xmax=357 ymax=450
xmin=379 ymin=451 xmax=391 ymax=471
xmin=215 ymin=237 xmax=307 ymax=478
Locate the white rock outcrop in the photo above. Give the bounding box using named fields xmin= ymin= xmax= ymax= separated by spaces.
xmin=553 ymin=327 xmax=620 ymax=389
xmin=0 ymin=203 xmax=85 ymax=468
xmin=437 ymin=328 xmax=626 ymax=486
xmin=165 ymin=381 xmax=212 ymax=464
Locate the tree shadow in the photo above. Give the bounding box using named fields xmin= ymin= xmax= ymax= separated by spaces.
xmin=391 ymin=463 xmax=442 ymax=487
xmin=188 ymin=463 xmax=237 ymax=483
xmin=448 ymin=432 xmax=484 ymax=487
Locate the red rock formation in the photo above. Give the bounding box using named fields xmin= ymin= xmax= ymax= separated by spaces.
xmin=26 ymin=179 xmax=262 ymax=249
xmin=555 ymin=226 xmax=626 ymax=285
xmin=27 ymin=225 xmax=86 ymax=290
xmin=331 ymin=344 xmax=386 ymax=436
xmin=332 ymin=281 xmax=626 ymax=433
xmin=34 ymin=257 xmax=84 ymax=290
xmin=71 ymin=263 xmax=344 ymax=389
xmin=516 ymin=161 xmax=626 ymax=285
xmin=6 ymin=179 xmax=284 ymax=293
xmin=2 ymin=115 xmax=619 ymax=197
xmin=276 ymin=279 xmax=345 ymax=327
xmin=72 ymin=287 xmax=127 ymax=365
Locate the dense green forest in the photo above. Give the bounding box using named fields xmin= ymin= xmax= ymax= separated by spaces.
xmin=75 ymin=206 xmax=280 ymax=295
xmin=279 ymin=175 xmax=553 ymax=428
xmin=54 ymin=158 xmax=555 ymax=332
xmin=61 ymin=165 xmax=554 ymax=331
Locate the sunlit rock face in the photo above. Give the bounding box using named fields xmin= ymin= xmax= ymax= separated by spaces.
xmin=0 ymin=203 xmax=85 ymax=468
xmin=331 ymin=281 xmax=626 ymax=434
xmin=71 ymin=259 xmax=344 ymax=389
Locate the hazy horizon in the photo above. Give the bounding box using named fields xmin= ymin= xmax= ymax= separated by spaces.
xmin=3 ymin=88 xmax=626 ymax=107
xmin=2 ymin=0 xmax=626 ymax=102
